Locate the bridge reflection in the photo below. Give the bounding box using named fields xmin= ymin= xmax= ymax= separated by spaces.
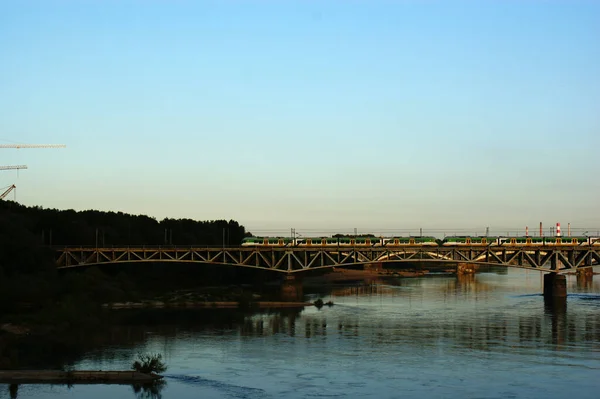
xmin=238 ymin=301 xmax=596 ymax=350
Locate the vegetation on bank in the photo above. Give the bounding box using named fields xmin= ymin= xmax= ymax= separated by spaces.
xmin=0 ymin=200 xmax=267 ymax=369
xmin=131 ymin=353 xmax=167 ymax=374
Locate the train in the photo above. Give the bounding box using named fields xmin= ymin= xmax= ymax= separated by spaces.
xmin=241 ymin=235 xmax=600 ymax=247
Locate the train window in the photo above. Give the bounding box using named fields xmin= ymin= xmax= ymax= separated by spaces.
xmin=466 ymin=238 xmax=471 ymax=244
xmin=409 ymin=239 xmax=415 ymax=245
xmin=526 ymin=238 xmax=532 ymax=244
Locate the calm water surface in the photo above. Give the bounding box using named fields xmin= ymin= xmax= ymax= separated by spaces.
xmin=3 ymin=269 xmax=600 ymax=399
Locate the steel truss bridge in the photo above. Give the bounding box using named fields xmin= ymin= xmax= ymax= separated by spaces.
xmin=55 ymin=245 xmax=600 ymax=273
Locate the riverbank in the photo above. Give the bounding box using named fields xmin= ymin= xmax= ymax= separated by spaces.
xmin=0 ymin=370 xmax=162 ymax=384
xmin=102 ymin=301 xmax=314 ymax=309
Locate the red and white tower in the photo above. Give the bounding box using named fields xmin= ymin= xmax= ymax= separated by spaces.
xmin=525 ymin=226 xmax=529 ymax=237
xmin=556 ymin=223 xmax=561 ymax=237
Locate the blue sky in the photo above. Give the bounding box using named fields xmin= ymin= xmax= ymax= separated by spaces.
xmin=1 ymin=0 xmax=598 ymax=236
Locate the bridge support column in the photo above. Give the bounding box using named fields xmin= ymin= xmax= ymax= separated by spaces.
xmin=281 ymin=274 xmax=303 ymax=302
xmin=543 ymin=273 xmax=567 ymax=299
xmin=457 ymin=263 xmax=477 ymax=274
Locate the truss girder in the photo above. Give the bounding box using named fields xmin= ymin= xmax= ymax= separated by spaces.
xmin=54 ymin=246 xmax=600 ymax=273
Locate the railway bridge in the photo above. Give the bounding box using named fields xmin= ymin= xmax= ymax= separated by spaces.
xmin=55 ymin=244 xmax=599 ymax=299
xmin=55 ymin=244 xmax=600 ymax=272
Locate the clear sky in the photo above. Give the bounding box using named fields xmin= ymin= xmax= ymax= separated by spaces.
xmin=0 ymin=0 xmax=598 ymax=236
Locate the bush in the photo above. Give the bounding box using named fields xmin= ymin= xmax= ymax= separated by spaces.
xmin=131 ymin=353 xmax=167 ymax=374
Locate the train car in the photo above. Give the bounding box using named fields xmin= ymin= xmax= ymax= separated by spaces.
xmin=297 ymin=236 xmax=382 ymax=247
xmin=499 ymin=236 xmax=591 ymax=246
xmin=335 ymin=236 xmax=382 ymax=247
xmin=241 ymin=237 xmax=265 ymax=246
xmin=299 ymin=237 xmax=327 ymax=246
xmin=586 ymin=237 xmax=600 ymax=246
xmin=387 ymin=236 xmax=438 ymax=246
xmin=498 ymin=236 xmax=544 ymax=246
xmin=544 ymin=237 xmax=590 ymax=246
xmin=241 ymin=237 xmax=294 ymax=247
xmin=575 ymin=236 xmax=600 ymax=246
xmin=442 ymin=236 xmax=497 ymax=246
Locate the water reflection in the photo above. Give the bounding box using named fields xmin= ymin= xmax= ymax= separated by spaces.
xmin=545 ymin=296 xmax=567 ymax=346
xmin=71 ymin=274 xmax=600 ymax=358
xmin=8 ymin=384 xmax=18 ymax=399
xmin=132 ymin=380 xmax=165 ymax=399
xmin=74 ymin=294 xmax=599 ymax=356
xmin=4 ymin=381 xmax=166 ymax=399
xmin=4 ymin=270 xmax=600 ymax=399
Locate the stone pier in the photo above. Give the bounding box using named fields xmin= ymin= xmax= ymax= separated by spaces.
xmin=543 ymin=273 xmax=567 ymax=299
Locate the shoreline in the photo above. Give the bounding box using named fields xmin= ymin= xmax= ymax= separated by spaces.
xmin=0 ymin=370 xmax=162 ymax=384
xmin=102 ymin=301 xmax=314 ymax=309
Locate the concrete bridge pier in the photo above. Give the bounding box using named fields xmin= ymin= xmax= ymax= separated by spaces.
xmin=281 ymin=274 xmax=303 ymax=302
xmin=543 ymin=273 xmax=567 ymax=299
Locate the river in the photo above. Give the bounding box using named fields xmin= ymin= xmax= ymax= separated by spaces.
xmin=2 ymin=268 xmax=599 ymax=399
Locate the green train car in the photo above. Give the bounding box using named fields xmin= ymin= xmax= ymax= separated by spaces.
xmin=386 ymin=236 xmax=438 ymax=246
xmin=442 ymin=236 xmax=497 ymax=246
xmin=241 ymin=237 xmax=295 ymax=246
xmin=300 ymin=236 xmax=382 ymax=246
xmin=500 ymin=236 xmax=592 ymax=246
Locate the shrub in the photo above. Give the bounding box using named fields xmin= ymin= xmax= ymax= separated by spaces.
xmin=131 ymin=353 xmax=167 ymax=374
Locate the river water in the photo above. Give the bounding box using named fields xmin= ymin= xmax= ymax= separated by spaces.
xmin=3 ymin=268 xmax=600 ymax=399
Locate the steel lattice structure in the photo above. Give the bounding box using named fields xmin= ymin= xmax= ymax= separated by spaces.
xmin=55 ymin=246 xmax=600 ymax=273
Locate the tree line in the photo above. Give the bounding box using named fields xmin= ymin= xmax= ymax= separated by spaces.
xmin=1 ymin=200 xmax=248 ymax=247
